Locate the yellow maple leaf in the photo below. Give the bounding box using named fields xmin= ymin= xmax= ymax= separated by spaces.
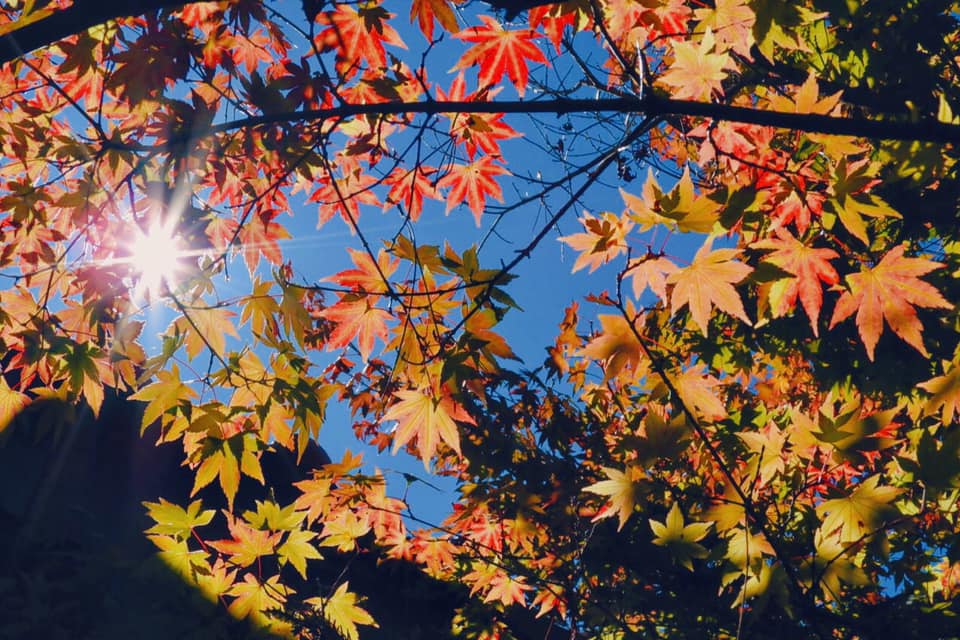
xmin=307 ymin=582 xmax=378 ymax=640
xmin=816 ymin=475 xmax=901 ymax=543
xmin=0 ymin=375 xmax=28 ymax=433
xmin=584 ymin=465 xmax=641 ymax=530
xmin=649 ymin=503 xmax=713 ymax=570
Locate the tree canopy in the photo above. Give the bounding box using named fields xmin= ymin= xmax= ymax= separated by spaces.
xmin=1 ymin=0 xmax=960 ymax=638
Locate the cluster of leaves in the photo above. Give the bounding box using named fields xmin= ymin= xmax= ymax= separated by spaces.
xmin=1 ymin=0 xmax=960 ymax=638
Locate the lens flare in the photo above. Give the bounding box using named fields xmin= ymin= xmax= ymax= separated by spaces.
xmin=129 ymin=218 xmax=185 ymax=299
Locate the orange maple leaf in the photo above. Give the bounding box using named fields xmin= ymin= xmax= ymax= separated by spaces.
xmin=558 ymin=211 xmax=633 ymax=274
xmin=578 ymin=311 xmax=646 ymax=381
xmin=452 ymin=15 xmax=547 ymax=96
xmin=753 ymin=230 xmax=839 ymax=335
xmin=238 ymin=214 xmax=290 ymax=274
xmin=828 ymin=245 xmax=951 ymax=360
xmin=628 ymin=254 xmax=678 ymax=302
xmin=209 ymin=513 xmax=282 ymax=567
xmin=658 ymin=28 xmax=734 ymax=100
xmin=667 ymin=237 xmax=753 ymax=335
xmin=438 ymin=156 xmax=509 ymax=224
xmin=410 ymin=0 xmax=460 ymax=40
xmin=327 ymin=248 xmax=398 ymax=294
xmin=674 ymin=363 xmax=727 ymax=422
xmin=317 ymin=296 xmax=391 ymax=361
xmin=382 ymin=388 xmax=476 ymax=466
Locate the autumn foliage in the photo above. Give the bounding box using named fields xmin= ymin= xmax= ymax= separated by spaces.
xmin=1 ymin=0 xmax=960 ymax=638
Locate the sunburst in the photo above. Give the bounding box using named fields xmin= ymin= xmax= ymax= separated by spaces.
xmin=129 ymin=217 xmax=187 ymax=300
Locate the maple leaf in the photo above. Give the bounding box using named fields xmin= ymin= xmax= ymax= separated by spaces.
xmin=584 ymin=465 xmax=640 ymax=530
xmin=191 ymin=434 xmax=264 ymax=512
xmin=149 ymin=534 xmax=210 ymax=581
xmin=129 ymin=365 xmax=198 ymax=431
xmin=649 ymin=503 xmax=713 ymax=570
xmin=816 ymin=475 xmax=901 ymax=543
xmin=674 ymin=363 xmax=727 ymax=422
xmin=210 ymin=513 xmax=283 ymax=567
xmin=306 ymin=582 xmax=378 ymax=640
xmin=278 ymin=529 xmax=323 ymax=579
xmin=174 ymin=305 xmax=240 ymax=359
xmin=438 ymin=156 xmax=509 ymax=224
xmin=0 ymin=374 xmax=28 ymax=433
xmin=667 ymin=237 xmax=753 ymax=335
xmin=452 ymin=15 xmax=547 ymax=96
xmin=738 ymin=423 xmax=787 ymax=486
xmin=240 ymin=278 xmax=280 ymax=340
xmin=918 ymin=362 xmax=960 ymax=423
xmin=410 ymin=0 xmax=460 ymax=40
xmin=144 ymin=498 xmax=215 ymax=540
xmin=621 ymin=173 xmax=673 ymax=231
xmin=316 ymin=4 xmax=406 ymax=79
xmin=383 ymin=166 xmax=441 ymax=222
xmin=767 ymin=71 xmax=843 ymax=115
xmin=578 ymin=310 xmax=647 ymax=381
xmin=658 ymin=28 xmax=734 ymax=100
xmin=311 ymin=168 xmax=381 ymax=228
xmin=753 ymin=229 xmax=839 ymax=335
xmin=317 ymin=296 xmax=391 ymax=361
xmin=558 ymin=211 xmax=634 ymax=273
xmin=238 ymin=214 xmax=290 ymax=274
xmin=828 ymin=245 xmax=951 ymax=360
xmin=694 ymin=0 xmax=756 ymax=58
xmin=320 ymin=510 xmax=371 ymax=552
xmin=227 ymin=573 xmax=289 ymax=631
xmin=627 ymin=254 xmax=678 ymax=302
xmin=464 ymin=563 xmax=531 ymax=606
xmin=382 ymin=387 xmax=476 ymax=466
xmin=327 ymin=248 xmax=398 ymax=294
xmin=437 ymin=74 xmax=521 ymax=160
xmin=659 ymin=167 xmax=722 ymax=233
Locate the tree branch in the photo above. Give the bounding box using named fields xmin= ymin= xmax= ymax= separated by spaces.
xmin=127 ymin=96 xmax=960 ymax=152
xmin=0 ymin=0 xmax=188 ymax=66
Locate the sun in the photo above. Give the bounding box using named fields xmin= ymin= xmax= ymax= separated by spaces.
xmin=129 ymin=217 xmax=186 ymax=299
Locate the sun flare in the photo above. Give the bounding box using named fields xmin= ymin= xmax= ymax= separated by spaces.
xmin=129 ymin=218 xmax=185 ymax=299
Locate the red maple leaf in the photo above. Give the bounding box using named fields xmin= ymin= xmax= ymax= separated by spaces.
xmin=383 ymin=166 xmax=441 ymax=221
xmin=452 ymin=15 xmax=547 ymax=96
xmin=316 ymin=3 xmax=406 ymax=79
xmin=438 ymin=156 xmax=509 ymax=225
xmin=438 ymin=74 xmax=521 ymax=159
xmin=753 ymin=229 xmax=839 ymax=335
